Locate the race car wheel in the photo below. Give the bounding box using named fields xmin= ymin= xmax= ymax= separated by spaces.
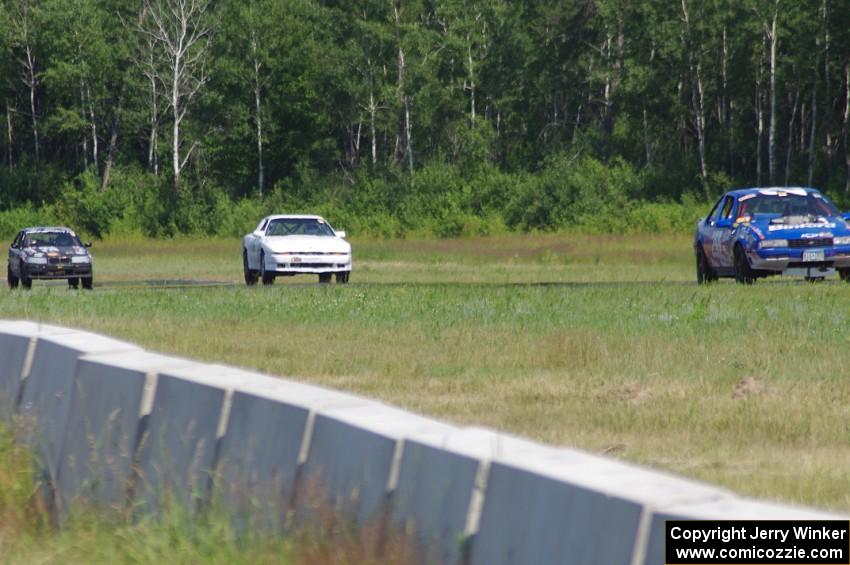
xmin=19 ymin=262 xmax=31 ymax=290
xmin=839 ymin=269 xmax=850 ymax=282
xmin=7 ymin=264 xmax=18 ymax=289
xmin=81 ymin=275 xmax=93 ymax=290
xmin=243 ymin=250 xmax=258 ymax=286
xmin=68 ymin=277 xmax=79 ymax=289
xmin=318 ymin=273 xmax=332 ymax=284
xmin=733 ymin=245 xmax=755 ymax=285
xmin=696 ymin=247 xmax=716 ymax=284
xmin=335 ymin=271 xmax=350 ymax=284
xmin=260 ymin=252 xmax=274 ymax=285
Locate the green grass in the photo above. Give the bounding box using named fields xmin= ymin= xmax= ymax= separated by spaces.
xmin=0 ymin=424 xmax=416 ymax=564
xmin=1 ymin=233 xmax=849 ymax=518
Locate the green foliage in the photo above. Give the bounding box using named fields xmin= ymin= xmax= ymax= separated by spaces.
xmin=55 ymin=172 xmax=123 ymax=238
xmin=505 ymin=154 xmax=639 ymax=232
xmin=0 ymin=157 xmax=715 ymax=240
xmin=0 ymin=203 xmax=57 ymax=239
xmin=2 ymin=0 xmax=849 ymax=238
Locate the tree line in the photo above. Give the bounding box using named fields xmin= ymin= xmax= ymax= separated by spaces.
xmin=1 ymin=0 xmax=850 ymax=236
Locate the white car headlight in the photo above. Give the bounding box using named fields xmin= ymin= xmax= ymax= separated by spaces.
xmin=834 ymin=236 xmax=850 ymax=245
xmin=25 ymin=256 xmax=47 ymax=264
xmin=760 ymin=239 xmax=788 ymax=249
xmin=71 ymin=255 xmax=91 ymax=264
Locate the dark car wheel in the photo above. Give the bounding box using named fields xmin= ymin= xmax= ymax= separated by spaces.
xmin=318 ymin=273 xmax=332 ymax=284
xmin=7 ymin=264 xmax=18 ymax=289
xmin=734 ymin=245 xmax=755 ymax=285
xmin=839 ymin=269 xmax=850 ymax=282
xmin=19 ymin=262 xmax=32 ymax=290
xmin=260 ymin=252 xmax=274 ymax=285
xmin=696 ymin=247 xmax=716 ymax=285
xmin=68 ymin=277 xmax=79 ymax=289
xmin=243 ymin=250 xmax=258 ymax=286
xmin=335 ymin=271 xmax=350 ymax=284
xmin=81 ymin=275 xmax=93 ymax=290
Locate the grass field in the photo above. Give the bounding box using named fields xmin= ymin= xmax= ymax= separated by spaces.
xmin=0 ymin=232 xmax=849 ymax=516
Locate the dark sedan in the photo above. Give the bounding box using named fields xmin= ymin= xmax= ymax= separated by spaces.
xmin=8 ymin=227 xmax=93 ymax=289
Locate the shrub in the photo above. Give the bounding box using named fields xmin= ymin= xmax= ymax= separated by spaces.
xmin=0 ymin=203 xmax=58 ymax=240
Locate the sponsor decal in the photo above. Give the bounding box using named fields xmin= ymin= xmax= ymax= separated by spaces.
xmin=768 ymin=222 xmax=836 ymax=232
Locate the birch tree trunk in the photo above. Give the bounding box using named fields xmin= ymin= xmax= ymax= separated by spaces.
xmin=808 ymin=17 xmax=819 ymax=187
xmin=844 ymin=63 xmax=850 ymax=193
xmin=23 ymin=44 xmax=39 ymax=165
xmin=602 ymin=34 xmax=612 ymax=133
xmin=767 ymin=9 xmax=777 ymax=184
xmin=823 ymin=0 xmax=832 ymax=157
xmin=681 ymin=0 xmax=707 ymax=195
xmin=142 ymin=33 xmax=160 ymax=176
xmin=149 ymin=74 xmax=159 ymax=175
xmin=251 ymin=29 xmax=264 ymax=196
xmin=5 ymin=101 xmax=12 ymax=169
xmin=757 ymin=78 xmax=764 ymax=186
xmin=171 ymin=50 xmax=180 ymax=193
xmin=467 ymin=35 xmax=475 ymax=127
xmin=693 ymin=60 xmax=707 ymax=191
xmin=722 ymin=25 xmax=732 ymax=175
xmin=87 ymin=84 xmax=98 ymax=176
xmin=368 ymin=87 xmax=377 ymax=165
xmin=80 ymin=85 xmax=89 ymax=172
xmin=784 ymin=89 xmax=798 ymax=186
xmin=141 ymin=0 xmax=213 ymax=193
xmin=394 ymin=1 xmax=413 ymax=172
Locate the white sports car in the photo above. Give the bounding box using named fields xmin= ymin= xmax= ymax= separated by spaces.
xmin=242 ymin=215 xmax=352 ymax=285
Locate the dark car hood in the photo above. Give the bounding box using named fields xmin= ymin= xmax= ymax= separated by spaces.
xmin=747 ymin=215 xmax=850 ymax=240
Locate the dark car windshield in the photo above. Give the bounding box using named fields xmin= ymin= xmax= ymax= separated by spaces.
xmin=265 ymin=218 xmax=335 ymax=237
xmin=737 ymin=192 xmax=840 ymax=219
xmin=25 ymin=231 xmax=81 ymax=247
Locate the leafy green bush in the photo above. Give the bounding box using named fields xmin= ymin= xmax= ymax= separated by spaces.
xmin=505 ymin=153 xmax=639 ymax=232
xmin=55 ymin=172 xmax=126 ymax=238
xmin=0 ymin=203 xmax=58 ymax=240
xmin=0 ymin=157 xmax=720 ymax=240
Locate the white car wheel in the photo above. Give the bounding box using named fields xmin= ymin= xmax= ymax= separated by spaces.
xmin=260 ymin=251 xmax=274 ymax=285
xmin=243 ymin=250 xmax=258 ymax=286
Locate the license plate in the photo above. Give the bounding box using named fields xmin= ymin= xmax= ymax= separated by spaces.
xmin=802 ymin=249 xmax=825 ymax=262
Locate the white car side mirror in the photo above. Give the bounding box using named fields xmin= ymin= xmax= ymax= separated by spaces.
xmin=336 ymin=230 xmax=347 ymax=239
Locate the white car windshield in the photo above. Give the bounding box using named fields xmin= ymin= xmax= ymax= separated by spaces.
xmin=265 ymin=218 xmax=335 ymax=237
xmin=738 ymin=193 xmax=840 ymax=219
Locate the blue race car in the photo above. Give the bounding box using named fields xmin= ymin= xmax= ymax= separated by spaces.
xmin=694 ymin=187 xmax=850 ymax=284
